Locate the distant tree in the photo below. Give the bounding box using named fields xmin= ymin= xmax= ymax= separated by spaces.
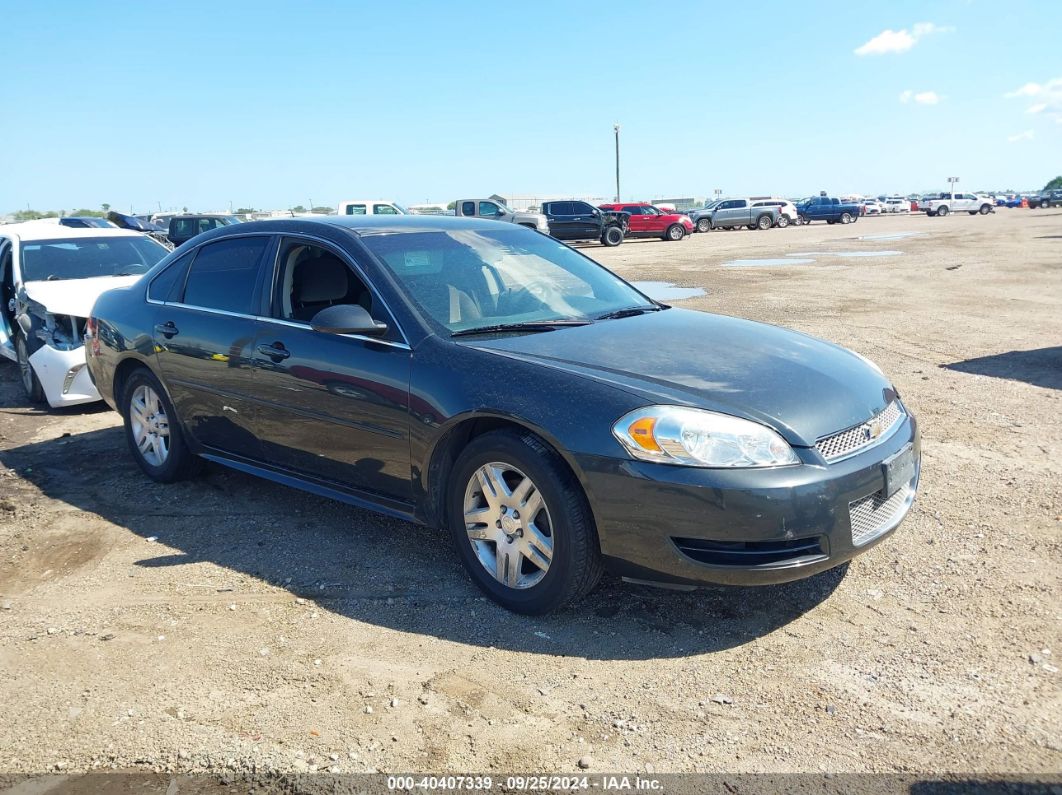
xmin=101 ymin=203 xmax=110 ymax=212
xmin=446 ymin=201 xmax=457 ymax=210
xmin=291 ymin=205 xmax=306 ymax=213
xmin=311 ymin=206 xmax=335 ymax=215
xmin=235 ymin=207 xmax=256 ymax=215
xmin=70 ymin=208 xmax=106 ymax=217
xmin=1044 ymin=176 xmax=1062 ymax=191
xmin=13 ymin=209 xmax=58 ymax=221
xmin=182 ymin=206 xmax=188 ymax=213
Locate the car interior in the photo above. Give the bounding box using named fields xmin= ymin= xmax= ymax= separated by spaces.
xmin=279 ymin=243 xmax=374 ymax=323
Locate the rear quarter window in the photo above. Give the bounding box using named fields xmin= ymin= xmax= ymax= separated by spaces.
xmin=147 ymin=251 xmax=194 ymax=302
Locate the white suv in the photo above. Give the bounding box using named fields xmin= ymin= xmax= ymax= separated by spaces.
xmin=750 ymin=199 xmax=798 ymax=228
xmin=923 ymin=193 xmax=994 ymax=217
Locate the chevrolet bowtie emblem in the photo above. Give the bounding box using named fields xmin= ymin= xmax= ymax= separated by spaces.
xmin=863 ymin=418 xmax=883 ymax=440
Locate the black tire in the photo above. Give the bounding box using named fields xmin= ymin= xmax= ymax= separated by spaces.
xmin=775 ymin=215 xmax=790 ymax=229
xmin=756 ymin=214 xmax=773 ymax=230
xmin=979 ymin=204 xmax=991 ymax=215
xmin=665 ymin=224 xmax=685 ymax=241
xmin=14 ymin=333 xmax=45 ymax=404
xmin=839 ymin=212 xmax=853 ymax=225
xmin=600 ymin=225 xmax=624 ymax=247
xmin=968 ymin=211 xmax=977 ymax=215
xmin=798 ymin=214 xmax=809 ymax=226
xmin=826 ymin=219 xmax=835 ymax=225
xmin=746 ymin=224 xmax=756 ymax=230
xmin=121 ymin=367 xmax=201 ymax=483
xmin=696 ymin=217 xmax=712 ymax=233
xmin=447 ymin=430 xmax=603 ymax=614
xmin=937 ymin=205 xmax=949 ymax=217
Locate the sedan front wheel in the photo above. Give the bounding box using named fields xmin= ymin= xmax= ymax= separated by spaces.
xmin=449 ymin=430 xmax=602 ymax=614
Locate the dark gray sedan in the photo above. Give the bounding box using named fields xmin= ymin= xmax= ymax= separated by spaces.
xmin=85 ymin=216 xmax=920 ymax=613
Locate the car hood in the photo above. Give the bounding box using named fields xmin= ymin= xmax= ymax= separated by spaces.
xmin=22 ymin=276 xmax=141 ymax=317
xmin=463 ymin=308 xmax=896 ymax=446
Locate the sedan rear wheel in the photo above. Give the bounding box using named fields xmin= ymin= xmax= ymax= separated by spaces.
xmin=122 ymin=368 xmax=201 ymax=482
xmin=449 ymin=430 xmax=602 ymax=613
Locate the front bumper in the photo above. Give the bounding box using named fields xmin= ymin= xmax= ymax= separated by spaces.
xmin=28 ymin=345 xmax=100 ymax=407
xmin=577 ymin=412 xmax=920 ymax=587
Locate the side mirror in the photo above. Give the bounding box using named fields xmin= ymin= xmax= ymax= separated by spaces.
xmin=310 ymin=304 xmax=388 ymax=337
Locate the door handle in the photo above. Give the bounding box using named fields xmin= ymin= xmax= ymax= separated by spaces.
xmin=154 ymin=322 xmax=179 ymax=338
xmin=256 ymin=343 xmax=290 ymax=360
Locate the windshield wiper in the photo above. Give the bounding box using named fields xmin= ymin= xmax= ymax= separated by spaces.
xmin=595 ymin=305 xmax=664 ymax=320
xmin=451 ymin=319 xmax=592 ymax=338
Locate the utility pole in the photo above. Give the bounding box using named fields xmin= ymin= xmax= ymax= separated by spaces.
xmin=614 ymin=124 xmax=621 ymax=203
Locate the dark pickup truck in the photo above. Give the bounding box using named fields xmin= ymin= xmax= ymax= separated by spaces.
xmin=1029 ymin=189 xmax=1062 ymax=209
xmin=540 ymin=201 xmax=628 ymax=246
xmin=796 ymin=196 xmax=861 ymax=225
xmin=168 ymin=214 xmax=242 ymax=247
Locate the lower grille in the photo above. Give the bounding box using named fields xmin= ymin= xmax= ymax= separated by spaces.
xmin=849 ymin=480 xmax=915 ymax=546
xmin=672 ymin=535 xmax=827 ymax=567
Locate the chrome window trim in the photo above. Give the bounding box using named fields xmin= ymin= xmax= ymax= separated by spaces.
xmin=144 ymin=298 xmax=411 ymax=351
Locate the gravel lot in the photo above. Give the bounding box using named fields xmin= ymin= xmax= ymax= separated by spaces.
xmin=0 ymin=210 xmax=1059 ymax=780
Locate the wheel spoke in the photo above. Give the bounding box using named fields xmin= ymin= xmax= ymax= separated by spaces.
xmin=505 ymin=550 xmax=521 ymax=588
xmin=510 ymin=476 xmax=534 ymax=507
xmin=495 ymin=548 xmax=509 ymax=584
xmin=465 ymin=522 xmax=495 ymax=541
xmin=521 ymin=489 xmax=544 ymax=520
xmin=524 ymin=523 xmax=553 ymax=570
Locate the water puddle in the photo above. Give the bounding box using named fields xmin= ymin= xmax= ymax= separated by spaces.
xmin=722 ymin=258 xmax=816 ymax=267
xmin=857 ymin=232 xmax=925 ymax=241
xmin=631 ymin=281 xmax=706 ymax=300
xmin=788 ymin=250 xmax=902 ymax=258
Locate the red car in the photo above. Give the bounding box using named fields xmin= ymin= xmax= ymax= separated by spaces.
xmin=598 ymin=203 xmax=694 ymax=241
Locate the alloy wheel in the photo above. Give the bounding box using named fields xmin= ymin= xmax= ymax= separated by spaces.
xmin=130 ymin=384 xmax=171 ymax=467
xmin=463 ymin=462 xmax=553 ymax=589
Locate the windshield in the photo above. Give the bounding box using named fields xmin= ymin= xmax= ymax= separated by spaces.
xmin=361 ymin=227 xmax=654 ymax=333
xmin=20 ymin=236 xmax=169 ymax=282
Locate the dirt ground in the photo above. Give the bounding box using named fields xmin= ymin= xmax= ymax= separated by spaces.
xmin=0 ymin=210 xmax=1059 ymax=780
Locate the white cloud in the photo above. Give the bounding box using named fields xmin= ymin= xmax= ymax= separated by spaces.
xmin=899 ymin=90 xmax=941 ymax=105
xmin=855 ymin=21 xmax=952 ymax=56
xmin=1005 ymin=82 xmax=1043 ymax=98
xmin=1004 ymin=77 xmax=1062 ymax=124
xmin=1007 ymin=130 xmax=1035 ymax=143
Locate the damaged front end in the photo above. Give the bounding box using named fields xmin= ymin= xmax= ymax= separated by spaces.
xmin=14 ymin=287 xmax=99 ymax=406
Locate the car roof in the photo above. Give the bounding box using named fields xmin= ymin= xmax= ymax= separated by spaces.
xmin=0 ymin=222 xmax=145 ymax=243
xmin=184 ymin=214 xmax=535 ymax=240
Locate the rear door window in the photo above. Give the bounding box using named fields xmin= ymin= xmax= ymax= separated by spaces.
xmin=148 ymin=251 xmax=194 ymax=302
xmin=374 ymin=204 xmax=399 ymax=215
xmin=181 ymin=236 xmax=270 ymax=315
xmin=345 ymin=204 xmax=367 ymax=215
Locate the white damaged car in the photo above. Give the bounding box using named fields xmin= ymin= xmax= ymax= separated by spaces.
xmin=0 ymin=223 xmax=168 ymax=406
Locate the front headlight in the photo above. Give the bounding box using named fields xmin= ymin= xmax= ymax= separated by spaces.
xmin=612 ymin=406 xmax=799 ymax=468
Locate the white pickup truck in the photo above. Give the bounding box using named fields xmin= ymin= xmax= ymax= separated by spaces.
xmin=923 ymin=192 xmax=994 ymax=217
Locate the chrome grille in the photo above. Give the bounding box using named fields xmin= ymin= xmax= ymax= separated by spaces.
xmin=849 ymin=481 xmax=914 ymax=546
xmin=816 ymin=401 xmax=904 ymax=462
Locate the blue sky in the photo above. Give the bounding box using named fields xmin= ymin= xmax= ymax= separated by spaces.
xmin=1 ymin=1 xmax=1059 ymax=213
